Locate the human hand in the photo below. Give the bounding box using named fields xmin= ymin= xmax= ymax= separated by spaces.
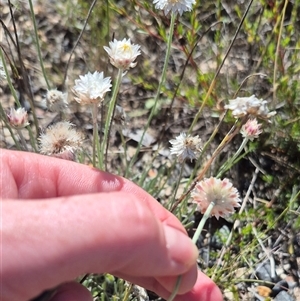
xmin=1 ymin=149 xmax=223 ymax=301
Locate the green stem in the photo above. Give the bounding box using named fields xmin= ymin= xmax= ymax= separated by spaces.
xmin=167 ymin=202 xmax=215 ymax=301
xmin=169 ymin=163 xmax=185 ymax=211
xmin=126 ymin=12 xmax=176 ymax=176
xmin=92 ymin=103 xmax=99 ymax=167
xmin=216 ymin=137 xmax=249 ymax=178
xmin=0 ymin=50 xmax=20 ymax=106
xmin=101 ymin=68 xmax=123 ymax=170
xmin=28 ymin=0 xmax=50 ymax=89
xmin=192 ymin=202 xmax=215 ymax=244
xmin=16 ymin=129 xmax=28 ymax=151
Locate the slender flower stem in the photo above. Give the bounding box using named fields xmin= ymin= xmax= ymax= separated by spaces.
xmin=101 ymin=68 xmax=123 ymax=170
xmin=92 ymin=103 xmax=99 ymax=167
xmin=216 ymin=137 xmax=249 ymax=178
xmin=167 ymin=202 xmax=215 ymax=301
xmin=126 ymin=12 xmax=176 ymax=176
xmin=16 ymin=129 xmax=28 ymax=151
xmin=28 ymin=0 xmax=50 ymax=89
xmin=0 ymin=50 xmax=20 ymax=107
xmin=192 ymin=202 xmax=215 ymax=244
xmin=169 ymin=163 xmax=185 ymax=211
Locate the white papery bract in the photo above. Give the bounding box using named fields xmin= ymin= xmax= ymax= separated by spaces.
xmin=224 ymin=95 xmax=276 ymax=119
xmin=104 ymin=38 xmax=141 ymax=70
xmin=169 ymin=132 xmax=202 ymax=163
xmin=73 ymin=71 xmax=111 ymax=105
xmin=153 ymin=0 xmax=195 ymax=15
xmin=191 ymin=177 xmax=241 ymax=220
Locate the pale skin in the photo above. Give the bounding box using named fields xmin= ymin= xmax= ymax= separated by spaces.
xmin=1 ymin=149 xmax=223 ymax=301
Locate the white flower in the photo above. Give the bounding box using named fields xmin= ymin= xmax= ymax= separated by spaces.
xmin=0 ymin=61 xmax=6 ymax=82
xmin=73 ymin=71 xmax=111 ymax=105
xmin=7 ymin=107 xmax=29 ymax=129
xmin=224 ymin=95 xmax=276 ymax=119
xmin=104 ymin=38 xmax=141 ymax=70
xmin=39 ymin=121 xmax=84 ymax=160
xmin=153 ymin=0 xmax=195 ymax=15
xmin=169 ymin=132 xmax=202 ymax=163
xmin=45 ymin=89 xmax=68 ymax=112
xmin=191 ymin=177 xmax=241 ymax=220
xmin=240 ymin=118 xmax=262 ymax=141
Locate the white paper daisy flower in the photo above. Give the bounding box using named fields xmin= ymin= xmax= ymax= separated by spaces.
xmin=153 ymin=0 xmax=196 ymax=15
xmin=224 ymin=95 xmax=276 ymax=119
xmin=191 ymin=177 xmax=241 ymax=220
xmin=104 ymin=38 xmax=141 ymax=70
xmin=73 ymin=71 xmax=111 ymax=105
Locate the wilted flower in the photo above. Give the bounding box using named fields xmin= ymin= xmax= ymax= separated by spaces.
xmin=169 ymin=132 xmax=202 ymax=163
xmin=45 ymin=89 xmax=68 ymax=112
xmin=0 ymin=61 xmax=6 ymax=82
xmin=191 ymin=177 xmax=241 ymax=220
xmin=73 ymin=71 xmax=111 ymax=105
xmin=240 ymin=118 xmax=262 ymax=141
xmin=39 ymin=121 xmax=84 ymax=160
xmin=153 ymin=0 xmax=195 ymax=15
xmin=224 ymin=95 xmax=276 ymax=119
xmin=104 ymin=38 xmax=141 ymax=70
xmin=7 ymin=107 xmax=29 ymax=129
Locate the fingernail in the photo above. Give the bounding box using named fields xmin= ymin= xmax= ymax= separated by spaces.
xmin=163 ymin=224 xmax=198 ymax=270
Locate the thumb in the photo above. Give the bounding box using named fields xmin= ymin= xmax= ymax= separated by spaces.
xmin=49 ymin=282 xmax=92 ymax=301
xmin=3 ymin=192 xmax=198 ymax=301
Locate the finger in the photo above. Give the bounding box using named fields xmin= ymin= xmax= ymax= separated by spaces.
xmin=2 ymin=192 xmax=198 ymax=301
xmin=115 ymin=263 xmax=198 ymax=295
xmin=116 ymin=270 xmax=223 ymax=301
xmin=49 ymin=282 xmax=92 ymax=301
xmin=1 ymin=149 xmax=185 ymax=233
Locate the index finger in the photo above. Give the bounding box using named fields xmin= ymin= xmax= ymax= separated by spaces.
xmin=0 ymin=149 xmax=184 ymax=231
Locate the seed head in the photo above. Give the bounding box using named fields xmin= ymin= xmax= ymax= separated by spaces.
xmin=39 ymin=121 xmax=84 ymax=160
xmin=45 ymin=89 xmax=68 ymax=112
xmin=169 ymin=132 xmax=202 ymax=163
xmin=191 ymin=177 xmax=241 ymax=220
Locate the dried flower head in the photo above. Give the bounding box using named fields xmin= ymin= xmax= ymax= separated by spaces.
xmin=73 ymin=71 xmax=111 ymax=105
xmin=7 ymin=107 xmax=29 ymax=129
xmin=224 ymin=95 xmax=276 ymax=119
xmin=104 ymin=38 xmax=141 ymax=70
xmin=169 ymin=132 xmax=202 ymax=163
xmin=191 ymin=177 xmax=241 ymax=220
xmin=153 ymin=0 xmax=195 ymax=15
xmin=45 ymin=89 xmax=68 ymax=112
xmin=240 ymin=118 xmax=262 ymax=141
xmin=39 ymin=121 xmax=84 ymax=160
xmin=0 ymin=61 xmax=6 ymax=82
